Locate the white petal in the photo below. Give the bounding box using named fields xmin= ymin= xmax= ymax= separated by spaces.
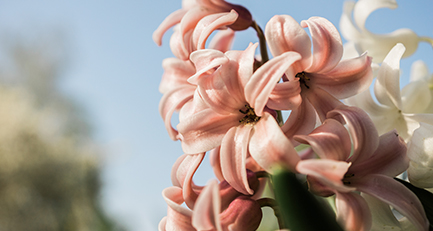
xmin=401 ymin=81 xmax=431 ymax=113
xmin=374 ymin=43 xmax=405 ymax=109
xmin=407 ymin=122 xmax=433 ymax=187
xmin=353 ymin=0 xmax=397 ymax=32
xmin=410 ymin=60 xmax=430 ymax=82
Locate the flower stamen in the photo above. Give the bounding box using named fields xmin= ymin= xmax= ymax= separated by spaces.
xmin=296 ymin=71 xmax=310 ymax=89
xmin=239 ymin=105 xmax=261 ymax=125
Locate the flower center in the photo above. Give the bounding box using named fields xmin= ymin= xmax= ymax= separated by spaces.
xmin=342 ymin=173 xmax=354 ymax=185
xmin=296 ymin=71 xmax=310 ymax=89
xmin=239 ymin=105 xmax=261 ymax=125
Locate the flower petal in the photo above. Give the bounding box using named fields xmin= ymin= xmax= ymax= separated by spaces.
xmin=309 ymin=52 xmax=373 ymax=99
xmin=374 ymin=43 xmax=405 ymax=109
xmin=192 ymin=10 xmax=238 ymax=50
xmin=189 ymin=49 xmax=229 ymax=85
xmin=267 ymin=76 xmax=302 ymax=111
xmin=362 ymin=193 xmax=402 ymax=231
xmin=348 ymin=130 xmax=408 ymax=178
xmin=153 ymin=8 xmax=188 ymax=46
xmin=192 ymin=180 xmax=222 ymax=231
xmin=296 ymin=159 xmax=354 ymax=193
xmin=410 ymin=60 xmax=430 ymax=82
xmin=294 ymin=119 xmax=352 ymax=161
xmin=327 ymin=106 xmax=380 ymax=164
xmin=159 ymin=87 xmax=195 ymax=140
xmin=354 ymin=174 xmax=429 ymax=231
xmin=401 ymin=80 xmax=431 ymax=113
xmin=162 ymin=186 xmax=194 ymax=231
xmin=208 ymin=29 xmax=235 ymax=52
xmin=177 ymin=108 xmax=241 ymax=154
xmin=160 ymin=58 xmax=196 ymax=94
xmin=407 ymin=122 xmax=433 ymax=188
xmin=220 ymin=125 xmax=254 ymax=195
xmin=305 ymin=87 xmax=344 ymax=123
xmin=249 ymin=113 xmax=300 ymax=174
xmin=281 ymin=98 xmax=317 ymax=144
xmin=301 ymin=16 xmax=343 ymax=73
xmin=335 ymin=192 xmax=372 ymax=231
xmin=265 ymin=15 xmax=312 ymax=65
xmin=353 ymin=0 xmax=397 ymax=32
xmin=344 ymin=88 xmax=392 ymax=117
xmin=245 ymin=51 xmax=302 ymax=116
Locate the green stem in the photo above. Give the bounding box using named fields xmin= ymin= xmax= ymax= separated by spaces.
xmin=271 ymin=167 xmax=344 ymax=231
xmin=251 ymin=21 xmax=269 ymax=64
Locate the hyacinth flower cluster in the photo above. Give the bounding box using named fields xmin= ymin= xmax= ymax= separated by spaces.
xmin=154 ymin=0 xmax=433 ymax=230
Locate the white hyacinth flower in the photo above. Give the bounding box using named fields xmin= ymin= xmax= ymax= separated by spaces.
xmin=346 ymin=43 xmax=433 ymax=141
xmin=340 ymin=0 xmax=421 ymax=63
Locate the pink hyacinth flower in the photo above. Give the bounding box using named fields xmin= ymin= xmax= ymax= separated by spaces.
xmin=159 ymin=29 xmax=235 ymax=140
xmin=265 ymin=15 xmax=373 ymax=140
xmin=177 ymin=43 xmax=301 ymax=194
xmin=294 ymin=106 xmax=429 ymax=231
xmin=153 ymin=0 xmax=252 ymax=60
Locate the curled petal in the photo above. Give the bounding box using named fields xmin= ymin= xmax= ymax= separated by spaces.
xmin=410 ymin=60 xmax=430 ymax=82
xmin=374 ymin=43 xmax=405 ymax=109
xmin=339 ymin=1 xmax=361 ymax=42
xmin=310 ymin=53 xmax=373 ymax=99
xmin=189 ymin=49 xmax=229 ymax=84
xmin=267 ymin=76 xmax=302 ymax=111
xmin=362 ymin=193 xmax=403 ymax=230
xmin=209 ymin=147 xmax=224 ymax=182
xmin=192 ymin=180 xmax=222 ymax=231
xmin=301 ymin=16 xmax=343 ymax=73
xmin=294 ymin=119 xmax=352 ymax=161
xmin=245 ymin=51 xmax=302 ymax=116
xmin=265 ymin=15 xmax=312 ymax=65
xmin=348 ymin=130 xmax=408 ymax=178
xmin=159 ymin=87 xmax=195 ymax=140
xmin=208 ymin=29 xmax=235 ymax=52
xmin=220 ymin=125 xmax=254 ymax=195
xmin=177 ymin=108 xmax=241 ymax=154
xmin=162 ymin=187 xmax=194 ymax=230
xmin=353 ymin=0 xmax=397 ymax=32
xmin=282 ymin=98 xmax=317 ymax=144
xmin=327 ymin=106 xmax=379 ymax=164
xmin=192 ymin=10 xmax=238 ymax=50
xmin=249 ymin=113 xmax=300 ymax=174
xmin=160 ymin=58 xmax=196 ymax=94
xmin=153 ymin=8 xmax=188 ymax=46
xmin=335 ymin=192 xmax=372 ymax=231
xmin=297 ymin=159 xmax=354 ymax=193
xmin=354 ymin=174 xmax=429 ymax=231
xmin=170 ymin=26 xmax=193 ymax=60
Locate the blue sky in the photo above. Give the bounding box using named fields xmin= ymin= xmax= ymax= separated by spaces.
xmin=0 ymin=1 xmax=432 ymax=230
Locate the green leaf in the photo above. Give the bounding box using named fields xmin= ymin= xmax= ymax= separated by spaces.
xmin=271 ymin=167 xmax=344 ymax=231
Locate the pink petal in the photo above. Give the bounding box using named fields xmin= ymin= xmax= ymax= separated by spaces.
xmin=245 ymin=51 xmax=302 ymax=116
xmin=189 ymin=49 xmax=229 ymax=85
xmin=153 ymin=8 xmax=188 ymax=46
xmin=159 ymin=86 xmax=195 ymax=140
xmin=249 ymin=113 xmax=300 ymax=173
xmin=327 ymin=106 xmax=379 ymax=164
xmin=178 ymin=153 xmax=206 ymax=209
xmin=294 ymin=118 xmax=352 ymax=161
xmin=179 ymin=6 xmax=215 ymax=48
xmin=267 ymin=76 xmax=302 ymax=111
xmin=281 ymin=98 xmax=317 ymax=144
xmin=309 ymin=53 xmax=373 ymax=99
xmin=348 ymin=130 xmax=408 ymax=178
xmin=209 ymin=147 xmax=225 ymax=182
xmin=305 ymin=87 xmax=344 ymax=122
xmin=220 ymin=125 xmax=254 ymax=195
xmin=335 ymin=192 xmax=372 ymax=231
xmin=208 ymin=29 xmax=235 ymax=52
xmin=225 ymin=42 xmax=257 ymax=89
xmin=169 ymin=26 xmax=193 ymax=60
xmin=162 ymin=186 xmax=194 ymax=231
xmin=192 ymin=180 xmax=222 ymax=231
xmin=354 ymin=174 xmax=429 ymax=231
xmin=301 ymin=17 xmax=343 ymax=73
xmin=177 ymin=108 xmax=241 ymax=154
xmin=192 ymin=10 xmax=238 ymax=50
xmin=265 ymin=15 xmax=312 ymax=69
xmin=160 ymin=58 xmax=196 ymax=94
xmin=297 ymin=159 xmax=354 ymax=193
xmin=220 ymin=196 xmax=262 ymax=231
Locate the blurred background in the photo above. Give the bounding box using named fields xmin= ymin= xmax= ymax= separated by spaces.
xmin=0 ymin=1 xmax=431 ymax=230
